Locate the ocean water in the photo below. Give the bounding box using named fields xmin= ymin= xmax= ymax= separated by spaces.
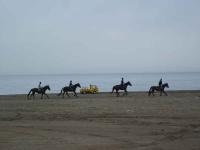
xmin=0 ymin=72 xmax=200 ymax=95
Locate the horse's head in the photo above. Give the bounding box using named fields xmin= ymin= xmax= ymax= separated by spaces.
xmin=46 ymin=85 xmax=51 ymax=91
xmin=127 ymin=81 xmax=132 ymax=86
xmin=163 ymin=83 xmax=169 ymax=88
xmin=75 ymin=83 xmax=81 ymax=88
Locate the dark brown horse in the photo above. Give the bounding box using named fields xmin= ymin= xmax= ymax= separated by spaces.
xmin=112 ymin=81 xmax=132 ymax=96
xmin=148 ymin=83 xmax=169 ymax=96
xmin=58 ymin=83 xmax=81 ymax=98
xmin=27 ymin=85 xmax=50 ymax=99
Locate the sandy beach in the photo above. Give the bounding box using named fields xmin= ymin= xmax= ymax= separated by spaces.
xmin=0 ymin=91 xmax=200 ymax=150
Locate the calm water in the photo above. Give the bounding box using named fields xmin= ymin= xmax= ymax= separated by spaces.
xmin=0 ymin=72 xmax=200 ymax=95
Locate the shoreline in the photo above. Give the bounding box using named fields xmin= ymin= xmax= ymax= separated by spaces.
xmin=0 ymin=90 xmax=200 ymax=97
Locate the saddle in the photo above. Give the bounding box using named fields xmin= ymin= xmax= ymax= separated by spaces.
xmin=38 ymin=88 xmax=42 ymax=93
xmin=69 ymin=85 xmax=73 ymax=90
xmin=120 ymin=84 xmax=124 ymax=89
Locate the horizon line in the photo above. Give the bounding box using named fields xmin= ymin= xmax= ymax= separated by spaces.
xmin=0 ymin=71 xmax=200 ymax=76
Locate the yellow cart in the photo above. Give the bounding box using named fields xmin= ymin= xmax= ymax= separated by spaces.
xmin=80 ymin=85 xmax=99 ymax=94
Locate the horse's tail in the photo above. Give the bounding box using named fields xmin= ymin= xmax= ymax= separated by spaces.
xmin=27 ymin=89 xmax=32 ymax=99
xmin=111 ymin=86 xmax=115 ymax=93
xmin=57 ymin=88 xmax=63 ymax=96
xmin=148 ymin=87 xmax=152 ymax=96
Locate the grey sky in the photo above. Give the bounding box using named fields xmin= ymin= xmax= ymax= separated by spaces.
xmin=0 ymin=0 xmax=200 ymax=74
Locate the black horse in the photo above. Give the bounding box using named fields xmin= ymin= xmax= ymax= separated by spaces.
xmin=27 ymin=85 xmax=50 ymax=99
xmin=148 ymin=83 xmax=169 ymax=96
xmin=58 ymin=83 xmax=81 ymax=98
xmin=112 ymin=81 xmax=132 ymax=96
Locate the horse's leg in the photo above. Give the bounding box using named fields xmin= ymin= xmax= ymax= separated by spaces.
xmin=160 ymin=90 xmax=162 ymax=96
xmin=152 ymin=90 xmax=155 ymax=96
xmin=123 ymin=90 xmax=127 ymax=96
xmin=31 ymin=92 xmax=35 ymax=99
xmin=45 ymin=93 xmax=49 ymax=99
xmin=66 ymin=92 xmax=70 ymax=97
xmin=116 ymin=90 xmax=119 ymax=97
xmin=163 ymin=90 xmax=168 ymax=96
xmin=74 ymin=91 xmax=78 ymax=97
xmin=41 ymin=94 xmax=43 ymax=99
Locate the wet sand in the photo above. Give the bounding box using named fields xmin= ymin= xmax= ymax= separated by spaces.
xmin=0 ymin=91 xmax=200 ymax=150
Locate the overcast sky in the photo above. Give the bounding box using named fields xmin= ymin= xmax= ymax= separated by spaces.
xmin=0 ymin=0 xmax=200 ymax=75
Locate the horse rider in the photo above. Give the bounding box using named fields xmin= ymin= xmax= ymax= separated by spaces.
xmin=38 ymin=81 xmax=42 ymax=92
xmin=121 ymin=77 xmax=124 ymax=87
xmin=69 ymin=80 xmax=73 ymax=89
xmin=159 ymin=78 xmax=162 ymax=88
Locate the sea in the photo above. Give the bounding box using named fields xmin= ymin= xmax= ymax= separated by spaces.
xmin=0 ymin=72 xmax=200 ymax=95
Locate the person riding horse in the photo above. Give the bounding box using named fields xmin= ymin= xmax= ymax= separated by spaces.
xmin=159 ymin=78 xmax=162 ymax=88
xmin=27 ymin=85 xmax=50 ymax=99
xmin=38 ymin=82 xmax=42 ymax=92
xmin=69 ymin=80 xmax=73 ymax=86
xmin=121 ymin=77 xmax=124 ymax=87
xmin=112 ymin=81 xmax=132 ymax=97
xmin=69 ymin=80 xmax=73 ymax=90
xmin=148 ymin=79 xmax=169 ymax=96
xmin=58 ymin=83 xmax=81 ymax=98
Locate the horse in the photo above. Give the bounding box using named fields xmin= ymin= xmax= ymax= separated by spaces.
xmin=27 ymin=85 xmax=50 ymax=99
xmin=112 ymin=81 xmax=132 ymax=96
xmin=58 ymin=83 xmax=81 ymax=98
xmin=148 ymin=83 xmax=169 ymax=96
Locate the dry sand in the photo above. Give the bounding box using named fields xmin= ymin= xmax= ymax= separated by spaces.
xmin=0 ymin=91 xmax=200 ymax=150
